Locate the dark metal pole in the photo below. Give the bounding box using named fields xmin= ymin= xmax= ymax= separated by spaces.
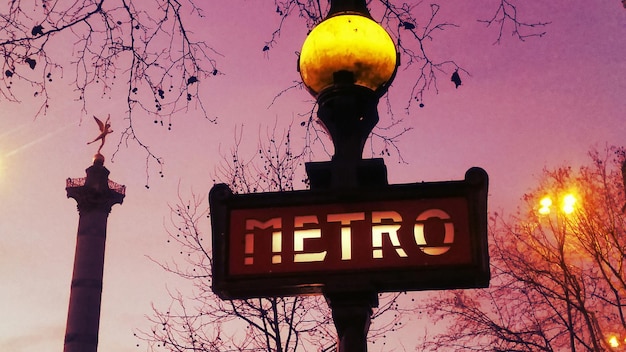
xmin=326 ymin=292 xmax=378 ymax=352
xmin=306 ymin=72 xmax=387 ymax=351
xmin=327 ymin=0 xmax=372 ymax=19
xmin=301 ymin=1 xmax=397 ymax=348
xmin=307 ymin=163 xmax=381 ymax=352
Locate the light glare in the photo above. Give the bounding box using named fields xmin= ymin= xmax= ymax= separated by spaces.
xmin=562 ymin=194 xmax=577 ymax=214
xmin=609 ymin=335 xmax=619 ymax=348
xmin=538 ymin=196 xmax=552 ymax=215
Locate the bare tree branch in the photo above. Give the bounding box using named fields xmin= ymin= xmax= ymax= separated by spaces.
xmin=479 ymin=0 xmax=550 ymax=45
xmin=0 ymin=0 xmax=221 ymax=182
xmin=419 ymin=146 xmax=626 ymax=351
xmin=138 ymin=126 xmax=410 ymax=351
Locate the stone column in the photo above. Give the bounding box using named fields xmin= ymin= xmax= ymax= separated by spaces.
xmin=64 ymin=154 xmax=125 ymax=352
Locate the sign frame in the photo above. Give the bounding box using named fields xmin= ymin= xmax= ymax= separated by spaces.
xmin=209 ymin=167 xmax=489 ymax=300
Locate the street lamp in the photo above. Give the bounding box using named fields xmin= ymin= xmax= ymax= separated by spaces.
xmin=607 ymin=333 xmax=626 ymax=350
xmin=209 ymin=3 xmax=489 ymax=352
xmin=298 ymin=0 xmax=399 ymax=188
xmin=538 ymin=193 xmax=578 ymax=216
xmin=298 ymin=1 xmax=398 ymax=350
xmin=609 ymin=335 xmax=620 ymax=349
xmin=537 ymin=190 xmax=580 ymax=352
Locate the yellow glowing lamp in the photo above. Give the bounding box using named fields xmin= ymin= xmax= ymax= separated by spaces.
xmin=608 ymin=335 xmax=619 ymax=348
xmin=538 ymin=196 xmax=552 ymax=215
xmin=299 ymin=14 xmax=398 ymax=96
xmin=562 ymin=194 xmax=577 ymax=214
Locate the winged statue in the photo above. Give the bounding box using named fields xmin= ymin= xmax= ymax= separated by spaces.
xmin=87 ymin=115 xmax=113 ymax=154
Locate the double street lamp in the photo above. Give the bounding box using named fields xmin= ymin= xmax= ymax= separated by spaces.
xmin=538 ymin=193 xmax=578 ymax=216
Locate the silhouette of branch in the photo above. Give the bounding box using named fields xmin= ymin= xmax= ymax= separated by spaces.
xmin=419 ymin=146 xmax=626 ymax=351
xmin=267 ymin=0 xmax=546 ymax=162
xmin=0 ymin=0 xmax=221 ymax=183
xmin=479 ymin=0 xmax=550 ymax=44
xmin=268 ymin=0 xmax=548 ymax=112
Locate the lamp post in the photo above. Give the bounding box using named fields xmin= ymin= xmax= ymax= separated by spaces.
xmin=298 ymin=1 xmax=399 ymax=350
xmin=209 ymin=1 xmax=489 ymax=349
xmin=208 ymin=1 xmax=489 ymax=345
xmin=299 ymin=0 xmax=398 ymax=190
xmin=537 ymin=192 xmax=579 ymax=352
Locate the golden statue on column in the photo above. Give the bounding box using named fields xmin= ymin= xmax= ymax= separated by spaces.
xmin=87 ymin=114 xmax=113 ymax=154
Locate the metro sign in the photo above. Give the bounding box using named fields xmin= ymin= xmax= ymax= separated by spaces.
xmin=210 ymin=167 xmax=489 ymax=300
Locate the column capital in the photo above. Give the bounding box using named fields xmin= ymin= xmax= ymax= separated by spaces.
xmin=66 ymin=160 xmax=125 ymax=213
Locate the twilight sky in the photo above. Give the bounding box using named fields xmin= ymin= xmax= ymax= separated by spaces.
xmin=0 ymin=1 xmax=625 ymax=351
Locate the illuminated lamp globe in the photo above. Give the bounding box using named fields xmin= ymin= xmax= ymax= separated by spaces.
xmin=299 ymin=14 xmax=398 ymax=97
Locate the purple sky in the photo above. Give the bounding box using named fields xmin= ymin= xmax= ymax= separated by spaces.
xmin=1 ymin=1 xmax=625 ymax=350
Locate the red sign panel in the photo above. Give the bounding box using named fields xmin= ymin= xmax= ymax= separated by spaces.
xmin=229 ymin=197 xmax=471 ymax=276
xmin=210 ymin=167 xmax=489 ymax=299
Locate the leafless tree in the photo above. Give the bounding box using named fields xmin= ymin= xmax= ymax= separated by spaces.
xmin=0 ymin=0 xmax=547 ymax=177
xmin=268 ymin=0 xmax=548 ymax=163
xmin=268 ymin=0 xmax=548 ymax=110
xmin=0 ymin=0 xmax=221 ymax=174
xmin=136 ymin=125 xmax=409 ymax=351
xmin=417 ymin=146 xmax=626 ymax=351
